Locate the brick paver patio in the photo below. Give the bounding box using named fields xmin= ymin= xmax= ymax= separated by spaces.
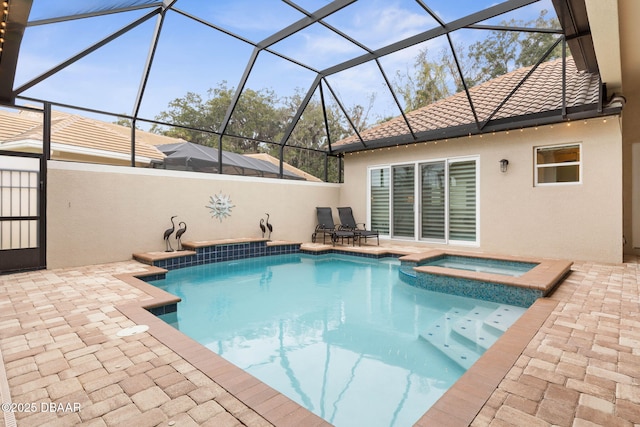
xmin=0 ymin=253 xmax=639 ymax=426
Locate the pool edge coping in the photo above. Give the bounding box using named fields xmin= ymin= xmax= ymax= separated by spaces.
xmin=114 ymin=266 xmax=331 ymax=427
xmin=414 ymin=297 xmax=558 ymax=426
xmin=112 ymin=254 xmax=560 ymax=427
xmin=402 ymin=250 xmax=573 ymax=293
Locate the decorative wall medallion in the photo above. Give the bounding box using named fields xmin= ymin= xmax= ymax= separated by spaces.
xmin=206 ymin=191 xmax=235 ymax=222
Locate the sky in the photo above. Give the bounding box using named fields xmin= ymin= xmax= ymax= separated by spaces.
xmin=14 ymin=0 xmax=559 ymax=128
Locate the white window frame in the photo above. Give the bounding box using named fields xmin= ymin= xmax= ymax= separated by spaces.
xmin=367 ymin=155 xmax=479 ymax=246
xmin=419 ymin=159 xmax=447 ymax=244
xmin=367 ymin=166 xmax=391 ymax=238
xmin=534 ymin=143 xmax=582 ymax=186
xmin=390 ymin=163 xmax=416 ymax=240
xmin=444 ymin=157 xmax=480 ymax=246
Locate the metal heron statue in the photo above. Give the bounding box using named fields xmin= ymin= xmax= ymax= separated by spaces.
xmin=163 ymin=216 xmax=177 ymax=252
xmin=265 ymin=213 xmax=273 ymax=240
xmin=175 ymin=221 xmax=187 ymax=251
xmin=259 ymin=218 xmax=266 ymax=238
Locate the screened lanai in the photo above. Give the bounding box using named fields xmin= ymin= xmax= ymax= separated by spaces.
xmin=2 ymin=3 xmax=640 ymax=427
xmin=0 ymin=0 xmax=610 ymax=182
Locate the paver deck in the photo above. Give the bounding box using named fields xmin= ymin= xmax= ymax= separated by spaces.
xmin=0 ymin=247 xmax=639 ymax=426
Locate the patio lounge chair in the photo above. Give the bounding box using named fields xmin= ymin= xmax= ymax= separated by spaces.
xmin=337 ymin=207 xmax=379 ymax=246
xmin=312 ymin=207 xmax=356 ymax=246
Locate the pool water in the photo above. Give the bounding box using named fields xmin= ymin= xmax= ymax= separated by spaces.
xmin=422 ymin=255 xmax=538 ymax=277
xmin=152 ymin=254 xmax=525 ymax=427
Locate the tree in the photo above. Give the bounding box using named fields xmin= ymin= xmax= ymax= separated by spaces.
xmin=467 ymin=21 xmax=521 ymax=83
xmin=224 ymin=86 xmax=283 ymax=153
xmin=439 ymin=42 xmax=479 ymax=93
xmin=151 ymin=82 xmax=283 ymax=153
xmin=393 ymin=10 xmax=564 ymax=112
xmin=275 ymin=88 xmax=372 ymax=182
xmin=393 ymin=48 xmax=451 ymax=112
xmin=150 ymin=91 xmax=216 ymax=145
xmin=516 ymin=10 xmax=563 ymax=68
xmin=467 ymin=10 xmax=563 ymax=85
xmin=151 ymin=83 xmax=371 ymax=182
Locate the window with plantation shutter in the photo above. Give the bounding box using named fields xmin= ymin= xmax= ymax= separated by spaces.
xmin=420 ymin=162 xmax=445 ymax=240
xmin=392 ymin=165 xmax=415 ymax=238
xmin=370 ymin=168 xmax=389 ymax=235
xmin=448 ymin=160 xmax=477 ymax=242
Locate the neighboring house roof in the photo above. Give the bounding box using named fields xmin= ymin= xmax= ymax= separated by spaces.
xmin=102 ymin=120 xmax=188 ymax=147
xmin=157 ymin=142 xmax=305 ymax=180
xmin=0 ymin=109 xmax=41 ymax=141
xmin=245 ymin=153 xmax=323 ymax=182
xmin=0 ymin=108 xmax=321 ymax=180
xmin=334 ymin=57 xmax=607 ymax=152
xmin=0 ymin=109 xmax=165 ymax=162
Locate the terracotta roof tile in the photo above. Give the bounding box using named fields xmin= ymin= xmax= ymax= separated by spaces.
xmin=0 ymin=111 xmax=40 ymax=141
xmin=0 ymin=109 xmax=165 ymax=161
xmin=336 ymin=57 xmax=599 ymax=147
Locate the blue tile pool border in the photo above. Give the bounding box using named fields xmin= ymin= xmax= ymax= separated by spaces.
xmin=398 ymin=269 xmax=541 ymax=307
xmin=147 ymin=303 xmax=178 ymax=316
xmin=299 ymin=248 xmax=403 ymax=259
xmin=135 ymin=241 xmax=302 ymax=271
xmin=398 ymin=251 xmax=572 ymax=308
xmin=134 ymin=241 xmax=405 ymax=275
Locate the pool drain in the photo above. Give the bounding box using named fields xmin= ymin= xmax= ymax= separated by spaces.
xmin=116 ymin=325 xmax=149 ymax=337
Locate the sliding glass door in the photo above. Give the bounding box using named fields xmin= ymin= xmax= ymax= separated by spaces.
xmin=370 ymin=168 xmax=389 ymax=235
xmin=420 ymin=162 xmax=445 ymax=241
xmin=448 ymin=160 xmax=477 ymax=242
xmin=369 ymin=157 xmax=478 ymax=244
xmin=392 ymin=165 xmax=415 ymax=238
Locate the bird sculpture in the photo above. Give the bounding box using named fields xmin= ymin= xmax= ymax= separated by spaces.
xmin=175 ymin=221 xmax=187 ymax=251
xmin=163 ymin=216 xmax=177 ymax=252
xmin=265 ymin=213 xmax=273 ymax=240
xmin=259 ymin=218 xmax=266 ymax=238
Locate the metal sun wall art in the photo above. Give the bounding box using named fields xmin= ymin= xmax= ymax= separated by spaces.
xmin=206 ymin=191 xmax=235 ymax=222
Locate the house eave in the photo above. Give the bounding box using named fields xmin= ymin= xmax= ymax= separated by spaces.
xmin=332 ymin=104 xmax=622 ymax=154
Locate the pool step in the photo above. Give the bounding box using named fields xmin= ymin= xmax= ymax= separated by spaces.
xmin=419 ymin=305 xmax=526 ymax=369
xmin=419 ymin=312 xmax=484 ymax=370
xmin=450 ymin=307 xmax=502 ymax=351
xmin=483 ymin=305 xmax=526 ymax=332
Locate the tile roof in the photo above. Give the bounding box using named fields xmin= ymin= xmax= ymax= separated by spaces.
xmin=335 ymin=57 xmax=601 ymax=149
xmin=0 ymin=111 xmax=164 ymax=160
xmin=0 ymin=109 xmax=165 ymax=161
xmin=245 ymin=152 xmax=323 ymax=182
xmin=0 ymin=110 xmax=41 ymax=142
xmin=101 ymin=119 xmax=188 ymax=147
xmin=0 ymin=109 xmax=320 ymax=180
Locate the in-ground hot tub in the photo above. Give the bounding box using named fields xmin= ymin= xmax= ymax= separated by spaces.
xmin=399 ymin=250 xmax=572 ymax=307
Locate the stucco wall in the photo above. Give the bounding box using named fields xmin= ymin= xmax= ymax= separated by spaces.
xmin=46 ymin=117 xmax=623 ymax=268
xmin=341 ymin=117 xmax=623 ymax=263
xmin=47 ymin=161 xmax=340 ymax=269
xmin=619 ymin=0 xmax=640 ymax=255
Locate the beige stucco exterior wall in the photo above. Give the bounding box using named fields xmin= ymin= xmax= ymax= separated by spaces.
xmin=46 ymin=116 xmax=623 ymax=268
xmin=618 ymin=0 xmax=640 ymax=256
xmin=47 ymin=161 xmax=340 ymax=269
xmin=341 ymin=117 xmax=623 ymax=263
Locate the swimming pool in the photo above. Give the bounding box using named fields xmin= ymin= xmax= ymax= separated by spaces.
xmin=150 ymin=253 xmax=526 ymax=427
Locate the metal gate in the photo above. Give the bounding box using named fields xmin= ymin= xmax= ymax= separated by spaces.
xmin=0 ymin=151 xmax=46 ymax=273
